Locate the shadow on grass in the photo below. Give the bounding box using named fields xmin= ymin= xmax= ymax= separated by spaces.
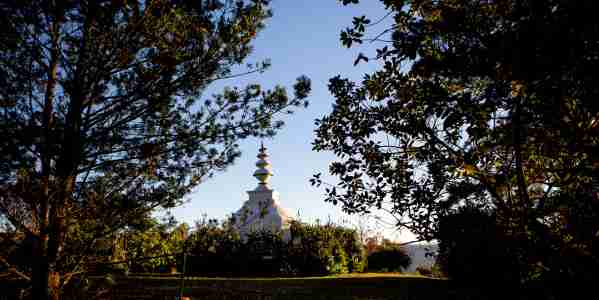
xmin=110 ymin=275 xmax=495 ymax=300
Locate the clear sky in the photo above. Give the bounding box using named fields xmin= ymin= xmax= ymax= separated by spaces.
xmin=168 ymin=0 xmax=417 ymax=242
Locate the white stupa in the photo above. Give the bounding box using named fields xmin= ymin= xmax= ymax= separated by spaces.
xmin=231 ymin=143 xmax=293 ymax=239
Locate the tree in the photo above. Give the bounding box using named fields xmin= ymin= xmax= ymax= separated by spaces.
xmin=313 ymin=0 xmax=599 ymax=285
xmin=0 ymin=1 xmax=310 ymax=298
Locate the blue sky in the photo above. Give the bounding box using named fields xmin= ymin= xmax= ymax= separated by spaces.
xmin=168 ymin=0 xmax=417 ymax=242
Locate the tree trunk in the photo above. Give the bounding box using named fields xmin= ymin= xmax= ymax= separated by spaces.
xmin=30 ymin=231 xmax=62 ymax=300
xmin=31 ymin=250 xmax=50 ymax=300
xmin=513 ymin=99 xmax=530 ymax=230
xmin=33 ymin=5 xmax=62 ymax=298
xmin=31 ymin=221 xmax=67 ymax=300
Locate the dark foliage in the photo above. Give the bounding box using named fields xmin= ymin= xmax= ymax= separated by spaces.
xmin=312 ymin=0 xmax=599 ymax=291
xmin=366 ymin=246 xmax=411 ymax=272
xmin=184 ymin=228 xmax=285 ymax=276
xmin=436 ymin=207 xmax=520 ymax=288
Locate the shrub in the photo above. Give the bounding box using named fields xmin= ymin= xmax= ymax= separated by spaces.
xmin=182 ymin=220 xmax=243 ymax=276
xmin=183 ymin=219 xmax=365 ymax=276
xmin=242 ymin=230 xmax=286 ymax=276
xmin=366 ymin=246 xmax=411 ymax=272
xmin=416 ymin=266 xmax=432 ymax=276
xmin=436 ymin=207 xmax=521 ymax=287
xmin=438 ymin=205 xmax=599 ymax=297
xmin=429 ymin=263 xmax=443 ymax=278
xmin=287 ymin=220 xmax=365 ymax=275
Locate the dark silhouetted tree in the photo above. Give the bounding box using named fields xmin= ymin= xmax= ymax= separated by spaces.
xmin=312 ymin=0 xmax=599 ymax=287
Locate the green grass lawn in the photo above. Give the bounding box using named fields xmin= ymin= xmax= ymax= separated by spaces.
xmin=103 ymin=273 xmax=483 ymax=300
xmin=2 ymin=273 xmax=492 ymax=300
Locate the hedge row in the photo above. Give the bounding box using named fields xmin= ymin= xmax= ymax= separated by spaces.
xmin=180 ymin=220 xmax=366 ymax=276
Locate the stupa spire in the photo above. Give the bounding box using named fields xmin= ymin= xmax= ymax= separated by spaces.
xmin=231 ymin=141 xmax=292 ymax=240
xmin=253 ymin=142 xmax=273 ymax=190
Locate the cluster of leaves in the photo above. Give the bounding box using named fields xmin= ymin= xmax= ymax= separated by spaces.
xmin=181 ymin=219 xmax=365 ymax=276
xmin=313 ymin=0 xmax=599 ymax=288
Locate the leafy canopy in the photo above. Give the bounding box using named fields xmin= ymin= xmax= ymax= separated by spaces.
xmin=313 ymin=0 xmax=599 ymax=250
xmin=0 ymin=0 xmax=310 ymax=297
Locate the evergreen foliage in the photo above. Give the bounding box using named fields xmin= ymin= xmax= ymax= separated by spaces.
xmin=0 ymin=1 xmax=310 ymax=298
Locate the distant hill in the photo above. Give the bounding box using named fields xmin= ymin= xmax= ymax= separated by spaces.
xmin=403 ymin=243 xmax=438 ymax=272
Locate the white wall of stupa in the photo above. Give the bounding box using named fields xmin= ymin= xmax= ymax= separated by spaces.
xmin=231 ymin=143 xmax=293 ymax=239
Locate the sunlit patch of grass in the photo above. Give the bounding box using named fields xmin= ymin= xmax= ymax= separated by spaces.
xmin=121 ymin=271 xmax=436 ymax=280
xmin=332 ymin=272 xmax=431 ymax=278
